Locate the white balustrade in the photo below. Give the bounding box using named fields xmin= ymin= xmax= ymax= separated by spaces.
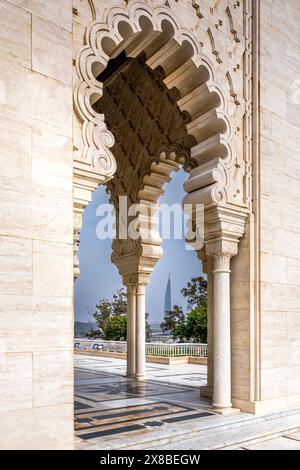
xmin=74 ymin=339 xmax=208 ymax=357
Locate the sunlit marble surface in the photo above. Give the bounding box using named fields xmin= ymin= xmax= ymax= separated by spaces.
xmin=74 ymin=355 xmax=300 ymax=450
xmin=75 ymin=354 xmax=213 ymax=445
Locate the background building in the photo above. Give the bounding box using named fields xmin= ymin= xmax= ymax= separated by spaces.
xmin=164 ymin=274 xmax=173 ymax=315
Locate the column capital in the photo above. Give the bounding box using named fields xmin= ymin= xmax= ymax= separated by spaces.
xmin=125 ymin=284 xmax=136 ymax=295
xmin=123 ymin=273 xmax=150 ymax=288
xmin=205 ymin=237 xmax=239 ymax=259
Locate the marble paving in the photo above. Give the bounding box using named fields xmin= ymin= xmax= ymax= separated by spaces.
xmin=75 ymin=355 xmax=300 ymax=450
xmin=75 ymin=355 xmax=214 ymax=444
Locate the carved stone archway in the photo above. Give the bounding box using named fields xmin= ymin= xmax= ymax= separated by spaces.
xmin=74 ymin=1 xmax=249 ymax=206
xmin=73 ymin=0 xmax=252 ymax=410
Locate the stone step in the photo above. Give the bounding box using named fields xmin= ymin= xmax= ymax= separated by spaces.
xmin=76 ymin=408 xmax=300 ymax=450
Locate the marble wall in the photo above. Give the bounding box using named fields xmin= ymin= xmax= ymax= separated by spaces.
xmin=258 ymin=0 xmax=300 ymax=412
xmin=0 ymin=0 xmax=74 ymax=449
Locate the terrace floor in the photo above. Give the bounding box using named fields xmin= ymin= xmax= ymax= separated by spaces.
xmin=74 ymin=354 xmax=300 ymax=450
xmin=74 ymin=355 xmax=212 ymax=447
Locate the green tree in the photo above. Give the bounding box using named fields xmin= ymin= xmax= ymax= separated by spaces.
xmin=87 ymin=288 xmax=127 ymax=338
xmin=174 ymin=320 xmax=187 ymax=342
xmin=104 ymin=315 xmax=127 ymax=340
xmin=86 ymin=326 xmax=105 ymax=339
xmin=185 ymin=304 xmax=207 ymax=342
xmin=92 ymin=299 xmax=112 ymax=332
xmin=160 ymin=305 xmax=185 ymax=339
xmin=172 ymin=277 xmax=208 ymax=343
xmin=174 ymin=304 xmax=207 ymax=343
xmin=111 ymin=289 xmax=127 ymax=316
xmin=87 ymin=288 xmax=152 ymax=341
xmin=146 ymin=312 xmax=152 ymax=342
xmin=181 ymin=276 xmax=207 ymax=309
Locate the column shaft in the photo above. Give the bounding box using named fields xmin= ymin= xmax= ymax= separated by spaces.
xmin=213 ymin=254 xmax=232 ymax=409
xmin=207 ymin=257 xmax=214 ymax=395
xmin=135 ymin=283 xmax=146 ymax=380
xmin=126 ymin=285 xmax=136 ymax=378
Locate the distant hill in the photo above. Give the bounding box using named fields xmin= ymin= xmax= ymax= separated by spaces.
xmin=74 ymin=321 xmax=97 ymax=338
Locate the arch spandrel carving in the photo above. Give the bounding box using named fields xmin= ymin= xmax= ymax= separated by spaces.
xmin=73 ymin=0 xmax=252 ymax=274
xmin=74 ymin=0 xmax=251 ymax=202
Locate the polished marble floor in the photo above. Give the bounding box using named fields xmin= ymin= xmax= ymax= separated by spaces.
xmin=75 ymin=355 xmax=300 ymax=450
xmin=75 ymin=355 xmax=214 ymax=444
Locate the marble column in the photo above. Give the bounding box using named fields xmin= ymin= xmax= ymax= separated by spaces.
xmin=126 ymin=284 xmax=136 ymax=378
xmin=73 ymin=209 xmax=83 ymax=281
xmin=207 ymin=257 xmax=214 ymax=395
xmin=135 ymin=282 xmax=146 ymax=381
xmin=200 ymin=256 xmax=214 ymax=398
xmin=212 ymin=252 xmax=232 ymax=409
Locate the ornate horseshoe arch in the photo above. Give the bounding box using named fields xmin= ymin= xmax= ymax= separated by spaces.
xmin=73 ymin=0 xmax=251 ymax=278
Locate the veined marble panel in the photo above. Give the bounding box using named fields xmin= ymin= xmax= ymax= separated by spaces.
xmin=32 ymin=16 xmax=72 ymax=84
xmin=7 ymin=0 xmax=73 ymax=32
xmin=0 ymin=0 xmax=31 ymax=68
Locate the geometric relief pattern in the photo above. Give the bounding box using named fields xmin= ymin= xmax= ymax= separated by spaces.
xmin=73 ymin=0 xmax=252 ymax=273
xmin=95 ymin=54 xmax=196 ymax=267
xmin=74 ymin=0 xmax=251 ymax=210
xmin=95 ymin=53 xmax=195 ymax=206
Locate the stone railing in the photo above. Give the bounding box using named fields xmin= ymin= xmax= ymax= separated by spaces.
xmin=74 ymin=339 xmax=207 ymax=358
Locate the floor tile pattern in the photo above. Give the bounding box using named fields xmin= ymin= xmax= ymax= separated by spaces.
xmin=75 ymin=355 xmax=213 ymax=442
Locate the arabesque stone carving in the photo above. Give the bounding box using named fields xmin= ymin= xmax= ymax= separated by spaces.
xmin=74 ymin=0 xmax=252 ymax=214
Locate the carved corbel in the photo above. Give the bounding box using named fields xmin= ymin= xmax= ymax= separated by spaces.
xmin=202 ymin=204 xmax=248 ymax=271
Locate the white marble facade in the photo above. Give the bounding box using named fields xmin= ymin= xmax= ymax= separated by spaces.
xmin=0 ymin=0 xmax=299 ymax=449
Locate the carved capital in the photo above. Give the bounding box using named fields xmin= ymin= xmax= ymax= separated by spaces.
xmin=205 ymin=238 xmax=239 ymax=259
xmin=204 ymin=205 xmax=244 ymax=266
xmin=123 ymin=273 xmax=150 ymax=289
xmin=212 ymin=253 xmax=232 ymax=274
xmin=125 ymin=283 xmax=136 ymax=296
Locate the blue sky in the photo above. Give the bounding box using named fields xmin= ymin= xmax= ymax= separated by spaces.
xmin=74 ymin=169 xmax=203 ymax=323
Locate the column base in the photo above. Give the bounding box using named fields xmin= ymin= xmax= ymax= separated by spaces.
xmin=135 ymin=374 xmax=145 ymax=381
xmin=212 ymin=406 xmax=240 ymax=415
xmin=200 ymin=385 xmax=213 ymax=398
xmin=124 ymin=373 xmax=135 ymax=379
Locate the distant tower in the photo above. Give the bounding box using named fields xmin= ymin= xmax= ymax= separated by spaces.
xmin=164 ymin=273 xmax=173 ymax=314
